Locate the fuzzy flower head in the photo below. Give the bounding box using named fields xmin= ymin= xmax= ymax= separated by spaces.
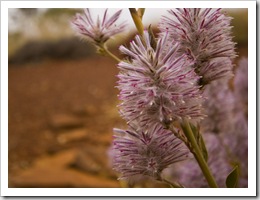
xmin=159 ymin=8 xmax=236 ymax=85
xmin=111 ymin=124 xmax=190 ymax=181
xmin=71 ymin=9 xmax=126 ymax=45
xmin=117 ymin=31 xmax=204 ymax=128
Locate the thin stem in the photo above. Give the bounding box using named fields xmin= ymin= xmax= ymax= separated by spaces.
xmin=98 ymin=44 xmax=121 ymax=62
xmin=129 ymin=8 xmax=144 ymax=36
xmin=181 ymin=119 xmax=218 ymax=188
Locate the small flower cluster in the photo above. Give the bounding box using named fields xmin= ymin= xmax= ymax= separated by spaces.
xmin=172 ymin=57 xmax=248 ymax=187
xmin=170 ymin=133 xmax=233 ymax=188
xmin=171 ymin=91 xmax=248 ymax=187
xmin=159 ymin=8 xmax=236 ymax=85
xmin=71 ymin=9 xmax=126 ymax=45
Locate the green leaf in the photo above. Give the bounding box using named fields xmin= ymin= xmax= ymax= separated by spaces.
xmin=226 ymin=165 xmax=239 ymax=188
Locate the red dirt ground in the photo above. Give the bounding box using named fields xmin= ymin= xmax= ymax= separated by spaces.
xmin=8 ymin=55 xmax=123 ymax=187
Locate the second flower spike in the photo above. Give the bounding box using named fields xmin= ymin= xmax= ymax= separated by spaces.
xmin=111 ymin=124 xmax=190 ymax=181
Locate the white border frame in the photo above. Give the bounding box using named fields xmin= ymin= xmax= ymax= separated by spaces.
xmin=1 ymin=1 xmax=256 ymax=197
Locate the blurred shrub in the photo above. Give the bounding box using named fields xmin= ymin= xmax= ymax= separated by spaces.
xmin=8 ymin=9 xmax=83 ymax=57
xmin=9 ymin=37 xmax=95 ymax=65
xmin=8 ymin=32 xmax=27 ymax=57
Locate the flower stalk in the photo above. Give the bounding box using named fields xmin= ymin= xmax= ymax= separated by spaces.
xmin=181 ymin=119 xmax=218 ymax=188
xmin=98 ymin=44 xmax=121 ymax=62
xmin=129 ymin=8 xmax=144 ymax=35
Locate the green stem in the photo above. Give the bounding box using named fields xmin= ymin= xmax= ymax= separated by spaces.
xmin=99 ymin=44 xmax=121 ymax=62
xmin=129 ymin=8 xmax=144 ymax=36
xmin=181 ymin=119 xmax=218 ymax=188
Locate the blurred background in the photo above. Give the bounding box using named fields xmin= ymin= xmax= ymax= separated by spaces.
xmin=8 ymin=8 xmax=248 ymax=188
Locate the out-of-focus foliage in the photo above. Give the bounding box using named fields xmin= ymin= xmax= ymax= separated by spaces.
xmin=8 ymin=38 xmax=95 ymax=64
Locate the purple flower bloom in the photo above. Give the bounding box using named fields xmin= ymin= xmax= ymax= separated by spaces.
xmin=201 ymin=79 xmax=235 ymax=134
xmin=159 ymin=8 xmax=236 ymax=85
xmin=221 ymin=110 xmax=248 ymax=187
xmin=234 ymin=57 xmax=248 ymax=112
xmin=111 ymin=124 xmax=190 ymax=181
xmin=117 ymin=31 xmax=204 ymax=128
xmin=165 ymin=72 xmax=248 ymax=187
xmin=169 ymin=133 xmax=233 ymax=188
xmin=164 ymin=92 xmax=248 ymax=188
xmin=71 ymin=9 xmax=126 ymax=45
